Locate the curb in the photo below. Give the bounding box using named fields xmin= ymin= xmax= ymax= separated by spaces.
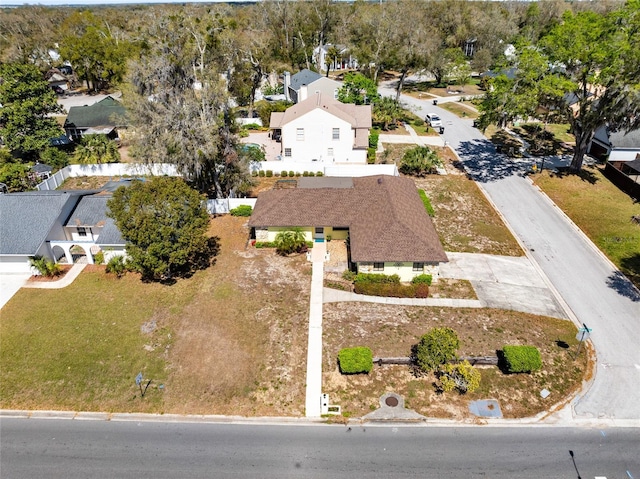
xmin=3 ymin=409 xmax=639 ymax=428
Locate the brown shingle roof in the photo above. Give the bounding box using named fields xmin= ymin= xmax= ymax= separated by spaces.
xmin=248 ymin=175 xmax=447 ymax=263
xmin=269 ymin=93 xmax=371 ymax=129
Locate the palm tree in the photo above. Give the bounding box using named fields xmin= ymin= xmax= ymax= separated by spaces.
xmin=274 ymin=228 xmax=307 ymax=256
xmin=73 ymin=134 xmax=120 ymax=164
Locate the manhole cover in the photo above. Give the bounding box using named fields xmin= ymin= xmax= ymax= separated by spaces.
xmin=385 ymin=396 xmax=399 ymax=407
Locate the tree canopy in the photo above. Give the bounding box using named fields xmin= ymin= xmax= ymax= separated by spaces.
xmin=106 ymin=177 xmax=217 ymax=281
xmin=479 ymin=2 xmax=640 ymax=171
xmin=0 ymin=63 xmax=63 ymax=161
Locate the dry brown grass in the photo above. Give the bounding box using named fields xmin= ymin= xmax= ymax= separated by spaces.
xmin=162 ymin=215 xmax=311 ymax=415
xmin=323 ymin=303 xmax=589 ymax=419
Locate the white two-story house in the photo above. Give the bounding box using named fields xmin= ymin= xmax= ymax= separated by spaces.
xmin=270 ymin=92 xmax=371 ymax=164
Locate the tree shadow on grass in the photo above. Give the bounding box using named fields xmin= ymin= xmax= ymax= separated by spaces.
xmin=612 ymin=253 xmax=640 ymax=301
xmin=457 ymin=139 xmax=530 ymax=183
xmin=552 ymin=166 xmax=599 ymax=185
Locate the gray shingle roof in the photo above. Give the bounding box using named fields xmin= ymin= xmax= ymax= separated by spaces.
xmin=610 ymin=128 xmax=640 ymax=149
xmin=65 ymin=195 xmax=125 ymax=245
xmin=290 ymin=69 xmax=323 ymax=91
xmin=248 ymin=175 xmax=448 ymax=263
xmin=0 ymin=191 xmax=86 ymax=255
xmin=64 ymin=96 xmax=127 ymax=130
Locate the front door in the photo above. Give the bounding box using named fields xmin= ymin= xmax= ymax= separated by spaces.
xmin=314 ymin=227 xmax=325 ymax=242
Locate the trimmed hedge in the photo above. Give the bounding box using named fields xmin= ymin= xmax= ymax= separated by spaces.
xmin=354 ymin=282 xmax=429 ymax=298
xmin=255 ymin=240 xmax=313 ymax=249
xmin=354 ymin=273 xmax=400 ymax=284
xmin=412 ymin=274 xmax=432 ymax=285
xmin=418 ymin=189 xmax=435 ymax=217
xmin=338 ymin=347 xmax=373 ymax=374
xmin=502 ymin=345 xmax=542 ymax=373
xmin=230 ymin=205 xmax=253 ymax=217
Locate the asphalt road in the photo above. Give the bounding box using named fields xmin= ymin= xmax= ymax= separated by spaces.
xmin=1 ymin=419 xmax=639 ymax=478
xmin=380 ymin=84 xmax=640 ymax=420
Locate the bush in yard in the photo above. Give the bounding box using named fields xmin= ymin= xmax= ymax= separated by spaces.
xmin=418 ymin=189 xmax=435 ymax=217
xmin=342 ymin=270 xmax=357 ymax=282
xmin=502 ymin=345 xmax=542 ymax=373
xmin=105 ymin=255 xmax=128 ymax=278
xmin=288 ymin=171 xmax=295 ymax=177
xmin=230 ymin=205 xmax=253 ymax=217
xmin=338 ymin=347 xmax=373 ymax=374
xmin=265 ymin=170 xmax=273 ymax=177
xmin=29 ymin=255 xmax=62 ymax=277
xmin=438 ymin=360 xmax=481 ymax=394
xmin=93 ymin=251 xmax=105 ymax=265
xmin=399 ymin=146 xmax=442 ymax=177
xmin=415 ymin=327 xmax=459 ymax=373
xmin=258 ymin=170 xmax=265 ymax=177
xmin=281 ymin=170 xmax=288 ymax=177
xmin=274 ymin=228 xmax=307 ymax=255
xmin=412 ymin=274 xmax=432 ymax=286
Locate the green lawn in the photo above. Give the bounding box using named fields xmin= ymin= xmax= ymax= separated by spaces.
xmin=440 ymin=102 xmax=479 ymax=119
xmin=0 ymin=269 xmax=190 ymax=412
xmin=533 ymin=165 xmax=640 ymax=289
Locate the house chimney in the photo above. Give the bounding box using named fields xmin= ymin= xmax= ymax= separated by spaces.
xmin=299 ymin=84 xmax=308 ymax=102
xmin=284 ymin=71 xmax=291 ymax=101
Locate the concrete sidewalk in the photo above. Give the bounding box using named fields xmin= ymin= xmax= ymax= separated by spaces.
xmin=304 ymin=242 xmax=326 ymax=417
xmin=22 ymin=263 xmax=87 ymax=290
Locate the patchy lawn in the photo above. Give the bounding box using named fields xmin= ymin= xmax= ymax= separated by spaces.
xmin=415 ymin=172 xmax=523 ymax=256
xmin=0 ymin=216 xmax=311 ymax=416
xmin=323 ymin=303 xmax=591 ymax=419
xmin=58 ymin=176 xmax=125 ymax=190
xmin=532 ymin=165 xmax=640 ymax=290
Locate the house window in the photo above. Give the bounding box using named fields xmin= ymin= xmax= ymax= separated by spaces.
xmin=284 ymin=148 xmax=292 ymax=157
xmin=413 ymin=262 xmax=424 ymax=271
xmin=327 ymin=148 xmax=334 ymax=156
xmin=373 ymin=262 xmax=384 ymax=271
xmin=296 ymin=128 xmax=304 ymax=141
xmin=332 ymin=128 xmax=340 ymax=140
xmin=333 ymin=89 xmax=339 ymax=99
xmin=77 ymin=227 xmax=87 ymax=237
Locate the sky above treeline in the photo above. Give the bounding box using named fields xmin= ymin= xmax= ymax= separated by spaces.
xmin=3 ymin=0 xmax=251 ymax=5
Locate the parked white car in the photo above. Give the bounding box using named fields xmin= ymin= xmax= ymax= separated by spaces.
xmin=425 ymin=114 xmax=442 ymax=128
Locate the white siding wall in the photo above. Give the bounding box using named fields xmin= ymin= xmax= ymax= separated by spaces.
xmin=281 ymin=109 xmax=362 ymax=163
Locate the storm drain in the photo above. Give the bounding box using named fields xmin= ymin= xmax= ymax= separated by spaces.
xmin=385 ymin=396 xmax=399 ymax=407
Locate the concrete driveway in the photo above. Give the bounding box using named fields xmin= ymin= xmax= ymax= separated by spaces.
xmin=440 ymin=253 xmax=567 ymax=319
xmin=0 ymin=273 xmax=31 ymax=310
xmin=380 ymin=81 xmax=640 ymax=420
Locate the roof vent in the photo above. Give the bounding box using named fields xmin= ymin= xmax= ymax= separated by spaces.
xmin=377 ymin=177 xmax=382 ymax=184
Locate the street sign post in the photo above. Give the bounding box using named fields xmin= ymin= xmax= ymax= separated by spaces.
xmin=574 ymin=324 xmax=592 ymax=359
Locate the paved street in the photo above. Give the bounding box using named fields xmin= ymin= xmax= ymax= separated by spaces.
xmin=381 ymin=83 xmax=640 ymax=420
xmin=1 ymin=418 xmax=639 ymax=478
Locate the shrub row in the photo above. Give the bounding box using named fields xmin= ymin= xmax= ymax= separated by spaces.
xmin=502 ymin=345 xmax=542 ymax=373
xmin=255 ymin=241 xmax=313 ymax=249
xmin=229 ymin=205 xmax=253 ymax=217
xmin=255 ymin=170 xmax=324 ymax=177
xmin=418 ymin=189 xmax=435 ymax=217
xmin=338 ymin=347 xmax=373 ymax=374
xmin=354 ymin=273 xmax=400 ymax=284
xmin=354 ymin=282 xmax=429 ymax=298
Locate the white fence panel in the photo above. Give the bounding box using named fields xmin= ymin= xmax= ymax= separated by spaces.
xmin=36 ymin=163 xmax=180 ymax=190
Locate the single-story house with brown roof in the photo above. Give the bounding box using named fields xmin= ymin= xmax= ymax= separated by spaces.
xmin=248 ymin=175 xmax=448 ymax=281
